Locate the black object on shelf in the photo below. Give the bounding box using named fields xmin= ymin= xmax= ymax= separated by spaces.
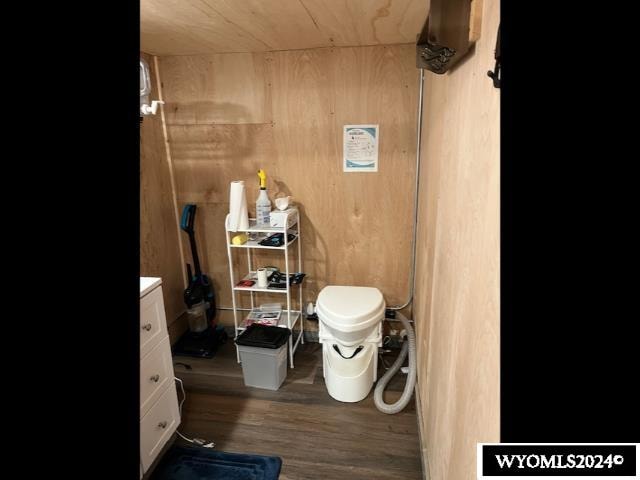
xmin=258 ymin=232 xmax=296 ymax=247
xmin=268 ymin=272 xmax=305 ymax=289
xmin=269 ymin=271 xmax=306 ymax=285
xmin=235 ymin=324 xmax=291 ymax=349
xmin=264 ymin=266 xmax=280 ymax=280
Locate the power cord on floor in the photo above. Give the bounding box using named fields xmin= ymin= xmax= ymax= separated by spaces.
xmin=174 ymin=377 xmax=216 ymax=449
xmin=380 ymin=337 xmax=393 ymax=370
xmin=379 ymin=351 xmax=391 ymax=370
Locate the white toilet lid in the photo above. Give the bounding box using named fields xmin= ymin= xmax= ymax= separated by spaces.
xmin=316 ymin=286 xmax=385 ymax=332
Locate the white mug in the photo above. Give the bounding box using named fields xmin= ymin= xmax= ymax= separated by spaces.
xmin=274 ymin=196 xmax=291 ymax=211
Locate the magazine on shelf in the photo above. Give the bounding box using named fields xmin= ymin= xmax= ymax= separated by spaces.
xmin=244 ymin=307 xmax=282 ymax=327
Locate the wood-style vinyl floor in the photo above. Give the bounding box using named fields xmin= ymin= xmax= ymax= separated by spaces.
xmin=172 ymin=339 xmax=424 ymax=480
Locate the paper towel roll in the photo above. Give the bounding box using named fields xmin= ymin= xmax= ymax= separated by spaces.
xmin=257 ymin=268 xmax=268 ymax=288
xmin=229 ymin=180 xmax=249 ymax=231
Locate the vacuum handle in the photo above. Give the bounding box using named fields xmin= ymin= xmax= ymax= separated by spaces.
xmin=190 ymin=233 xmax=202 ymax=278
xmin=180 ymin=204 xmax=196 ymax=233
xmin=180 ymin=204 xmax=202 ymax=277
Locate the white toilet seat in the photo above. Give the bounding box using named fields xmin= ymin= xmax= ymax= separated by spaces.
xmin=316 ymin=286 xmax=385 ymax=332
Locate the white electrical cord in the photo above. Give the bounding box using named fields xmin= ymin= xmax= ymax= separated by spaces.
xmin=174 ymin=377 xmax=215 ymax=448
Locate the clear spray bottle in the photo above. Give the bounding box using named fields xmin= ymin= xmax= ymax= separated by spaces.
xmin=255 ymin=169 xmax=271 ymax=227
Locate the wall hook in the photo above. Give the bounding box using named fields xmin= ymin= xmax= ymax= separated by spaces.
xmin=140 ymin=100 xmax=165 ymax=116
xmin=140 ymin=58 xmax=164 ymax=117
xmin=487 ymin=24 xmax=501 ymax=88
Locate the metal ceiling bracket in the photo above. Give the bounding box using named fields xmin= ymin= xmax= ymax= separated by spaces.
xmin=417 ymin=42 xmax=456 ymax=74
xmin=415 ymin=0 xmax=476 ymax=74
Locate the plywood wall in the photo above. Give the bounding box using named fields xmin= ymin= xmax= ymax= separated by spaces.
xmin=141 ymin=0 xmax=428 ymax=55
xmin=158 ymin=44 xmax=418 ymax=325
xmin=412 ymin=0 xmax=500 ymax=477
xmin=140 ymin=52 xmax=187 ymax=341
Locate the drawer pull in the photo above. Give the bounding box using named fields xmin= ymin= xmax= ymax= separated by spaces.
xmin=150 ymin=374 xmax=160 ymax=382
xmin=158 ymin=421 xmax=168 ymax=429
xmin=142 ymin=323 xmax=152 ymax=331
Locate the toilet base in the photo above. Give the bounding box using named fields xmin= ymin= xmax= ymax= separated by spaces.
xmin=322 ymin=343 xmax=378 ymax=403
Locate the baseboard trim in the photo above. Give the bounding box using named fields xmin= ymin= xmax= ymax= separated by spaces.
xmin=415 ymin=386 xmax=430 ymax=480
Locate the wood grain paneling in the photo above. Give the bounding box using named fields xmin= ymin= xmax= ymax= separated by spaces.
xmin=160 ymin=53 xmax=271 ymax=125
xmin=268 ymin=46 xmax=417 ymax=309
xmin=141 ymin=0 xmax=428 ymax=55
xmin=413 ymin=0 xmax=500 ymax=478
xmin=140 ymin=52 xmax=187 ymax=333
xmin=160 ymin=44 xmax=418 ymax=325
xmin=299 ymin=0 xmax=428 ymax=47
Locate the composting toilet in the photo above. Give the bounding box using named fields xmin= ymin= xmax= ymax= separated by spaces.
xmin=317 ymin=286 xmax=385 ymax=402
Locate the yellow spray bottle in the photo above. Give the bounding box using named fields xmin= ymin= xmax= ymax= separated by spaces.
xmin=255 ymin=169 xmax=271 ymax=227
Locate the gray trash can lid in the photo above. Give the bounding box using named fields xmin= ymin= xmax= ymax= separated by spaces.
xmin=235 ymin=324 xmax=291 ymax=349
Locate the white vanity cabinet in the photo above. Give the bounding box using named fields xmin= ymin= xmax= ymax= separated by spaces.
xmin=140 ymin=277 xmax=180 ymax=476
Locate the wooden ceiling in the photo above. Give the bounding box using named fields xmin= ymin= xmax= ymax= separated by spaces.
xmin=141 ymin=0 xmax=429 ymax=56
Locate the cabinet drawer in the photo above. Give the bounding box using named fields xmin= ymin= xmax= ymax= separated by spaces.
xmin=140 ymin=285 xmax=168 ymax=358
xmin=141 ymin=336 xmax=174 ymax=418
xmin=140 ymin=381 xmax=180 ymax=473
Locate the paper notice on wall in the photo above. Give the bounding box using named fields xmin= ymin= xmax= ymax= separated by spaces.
xmin=343 ymin=125 xmax=379 ymax=172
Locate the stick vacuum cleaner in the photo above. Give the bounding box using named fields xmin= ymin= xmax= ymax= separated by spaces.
xmin=172 ymin=204 xmax=227 ymax=358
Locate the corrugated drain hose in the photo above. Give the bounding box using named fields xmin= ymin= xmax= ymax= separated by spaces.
xmin=374 ymin=312 xmax=416 ymax=414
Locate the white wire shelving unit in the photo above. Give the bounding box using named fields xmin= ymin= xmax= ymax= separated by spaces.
xmin=224 ymin=208 xmax=304 ymax=368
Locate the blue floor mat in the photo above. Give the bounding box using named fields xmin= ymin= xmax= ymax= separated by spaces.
xmin=150 ymin=445 xmax=282 ymax=480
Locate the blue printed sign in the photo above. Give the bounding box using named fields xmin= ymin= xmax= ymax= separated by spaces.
xmin=343 ymin=124 xmax=379 ymax=172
